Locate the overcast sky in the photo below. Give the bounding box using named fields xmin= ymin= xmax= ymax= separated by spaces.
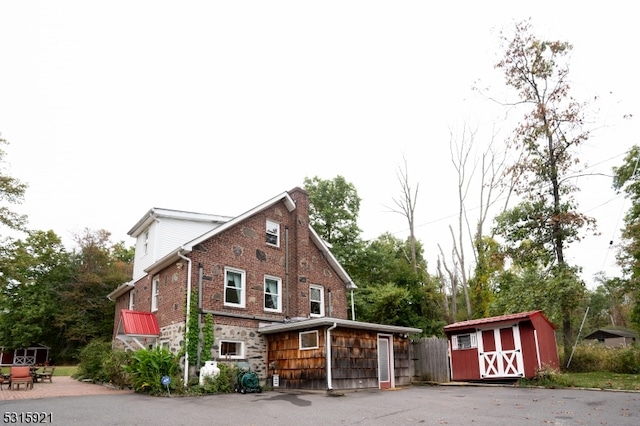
xmin=1 ymin=1 xmax=637 ymax=289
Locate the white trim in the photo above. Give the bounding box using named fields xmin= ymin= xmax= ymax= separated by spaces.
xmin=266 ymin=219 xmax=280 ymax=247
xmin=219 ymin=340 xmax=245 ymax=359
xmin=264 ymin=275 xmax=282 ymax=312
xmin=309 ymin=284 xmax=324 ymax=317
xmin=299 ymin=330 xmax=319 ymax=350
xmin=224 ymin=267 xmax=246 ymax=308
xmin=377 ymin=333 xmax=395 ymax=389
xmin=151 ymin=277 xmax=159 ymax=312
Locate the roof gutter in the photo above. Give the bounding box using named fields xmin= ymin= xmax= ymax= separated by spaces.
xmin=178 ymin=249 xmax=192 ymax=387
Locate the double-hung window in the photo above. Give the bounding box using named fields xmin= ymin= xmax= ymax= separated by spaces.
xmin=224 ymin=267 xmax=246 ymax=308
xmin=264 ymin=275 xmax=282 ymax=312
xmin=309 ymin=284 xmax=324 ymax=317
xmin=266 ymin=220 xmax=280 ymax=247
xmin=151 ymin=277 xmax=159 ymax=312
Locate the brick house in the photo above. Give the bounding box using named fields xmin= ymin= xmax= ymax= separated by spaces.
xmin=108 ymin=187 xmax=421 ymax=390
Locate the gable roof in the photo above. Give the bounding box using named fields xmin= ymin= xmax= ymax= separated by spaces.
xmin=443 ymin=310 xmax=555 ymax=333
xmin=117 ymin=310 xmax=160 ymax=336
xmin=584 ymin=328 xmax=638 ymax=340
xmin=128 ymin=207 xmax=232 ymax=238
xmin=143 ymin=189 xmax=356 ymax=289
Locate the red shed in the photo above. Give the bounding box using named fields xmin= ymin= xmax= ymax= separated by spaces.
xmin=443 ymin=310 xmax=559 ymax=381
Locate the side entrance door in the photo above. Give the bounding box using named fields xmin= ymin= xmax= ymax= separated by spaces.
xmin=477 ymin=325 xmax=524 ymax=379
xmin=377 ymin=334 xmax=394 ymax=389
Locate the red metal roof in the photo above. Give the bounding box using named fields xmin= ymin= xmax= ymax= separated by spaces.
xmin=443 ymin=310 xmax=554 ymax=332
xmin=119 ymin=310 xmax=160 ymax=336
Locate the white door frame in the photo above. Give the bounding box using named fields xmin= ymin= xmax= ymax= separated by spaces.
xmin=477 ymin=325 xmax=525 ymax=379
xmin=377 ymin=334 xmax=395 ymax=389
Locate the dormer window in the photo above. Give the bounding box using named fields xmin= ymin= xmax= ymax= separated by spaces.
xmin=266 ymin=220 xmax=280 ymax=247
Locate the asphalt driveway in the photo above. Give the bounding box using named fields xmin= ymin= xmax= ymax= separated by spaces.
xmin=1 ymin=383 xmax=639 ymax=425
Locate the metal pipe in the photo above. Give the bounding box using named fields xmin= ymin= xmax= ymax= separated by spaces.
xmin=197 ymin=264 xmax=203 ymax=369
xmin=285 ymin=226 xmax=290 ymax=318
xmin=178 ymin=250 xmax=192 ymax=387
xmin=326 ymin=322 xmax=337 ymax=390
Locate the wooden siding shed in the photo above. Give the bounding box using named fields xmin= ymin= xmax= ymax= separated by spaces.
xmin=259 ymin=317 xmax=421 ymax=390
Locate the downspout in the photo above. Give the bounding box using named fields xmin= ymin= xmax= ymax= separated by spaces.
xmin=197 ymin=264 xmax=204 ymax=370
xmin=285 ymin=226 xmax=290 ymax=318
xmin=178 ymin=251 xmax=192 ymax=387
xmin=326 ymin=322 xmax=337 ymax=391
xmin=350 ymin=288 xmax=355 ymax=321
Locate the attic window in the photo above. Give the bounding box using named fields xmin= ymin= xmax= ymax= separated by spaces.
xmin=266 ymin=220 xmax=280 ymax=247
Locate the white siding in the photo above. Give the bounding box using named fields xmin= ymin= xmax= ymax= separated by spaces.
xmin=132 ymin=217 xmax=225 ymax=280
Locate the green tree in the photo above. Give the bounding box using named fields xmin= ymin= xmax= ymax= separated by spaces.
xmin=0 ymin=230 xmax=72 ymax=352
xmin=350 ymin=233 xmax=444 ymax=335
xmin=612 ymin=144 xmax=640 ymax=327
xmin=492 ymin=20 xmax=595 ymax=359
xmin=0 ymin=136 xmax=28 ymax=233
xmin=55 ymin=229 xmax=133 ymax=361
xmin=303 ymin=175 xmax=363 ymax=267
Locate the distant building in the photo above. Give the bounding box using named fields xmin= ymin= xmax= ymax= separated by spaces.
xmin=583 ymin=329 xmax=638 ymax=348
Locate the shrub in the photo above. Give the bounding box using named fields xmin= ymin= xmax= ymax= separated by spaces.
xmin=609 ymin=346 xmax=640 ymax=374
xmin=75 ymin=339 xmax=111 ymax=382
xmin=200 ymin=362 xmax=237 ymax=394
xmin=564 ymin=342 xmax=640 ymax=374
xmin=102 ymin=349 xmax=132 ymax=388
xmin=124 ymin=347 xmax=181 ymax=395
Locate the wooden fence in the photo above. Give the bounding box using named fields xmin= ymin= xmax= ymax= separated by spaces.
xmin=409 ymin=337 xmax=450 ymax=383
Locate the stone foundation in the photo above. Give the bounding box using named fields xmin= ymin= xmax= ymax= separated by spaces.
xmin=213 ymin=324 xmax=267 ymax=380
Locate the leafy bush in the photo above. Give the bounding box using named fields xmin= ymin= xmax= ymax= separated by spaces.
xmin=200 ymin=362 xmax=237 ymax=394
xmin=609 ymin=346 xmax=640 ymax=374
xmin=102 ymin=349 xmax=132 ymax=388
xmin=564 ymin=342 xmax=640 ymax=373
xmin=124 ymin=347 xmax=181 ymax=395
xmin=75 ymin=339 xmax=111 ymax=382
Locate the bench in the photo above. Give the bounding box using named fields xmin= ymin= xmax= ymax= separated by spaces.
xmin=9 ymin=366 xmax=33 ymax=390
xmin=35 ymin=366 xmax=55 ymax=383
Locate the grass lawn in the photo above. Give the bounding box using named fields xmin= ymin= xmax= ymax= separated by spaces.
xmin=52 ymin=365 xmax=78 ymax=376
xmin=522 ymin=371 xmax=640 ymax=391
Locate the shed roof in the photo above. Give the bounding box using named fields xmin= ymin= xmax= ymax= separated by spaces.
xmin=584 ymin=328 xmax=638 ymax=340
xmin=443 ymin=310 xmax=555 ymax=333
xmin=258 ymin=317 xmax=422 ymax=335
xmin=117 ymin=310 xmax=160 ymax=336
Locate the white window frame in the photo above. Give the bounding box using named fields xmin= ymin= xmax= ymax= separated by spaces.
xmin=151 ymin=277 xmax=159 ymax=312
xmin=224 ymin=267 xmax=246 ymax=308
xmin=264 ymin=275 xmax=282 ymax=312
xmin=299 ymin=331 xmax=319 ymax=350
xmin=451 ymin=333 xmax=477 ymax=350
xmin=219 ymin=340 xmax=245 ymax=359
xmin=266 ymin=219 xmax=280 ymax=247
xmin=309 ymin=284 xmax=324 ymax=317
xmin=143 ymin=230 xmax=150 ymax=255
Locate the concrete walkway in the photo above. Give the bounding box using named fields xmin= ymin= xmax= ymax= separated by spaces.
xmin=0 ymin=376 xmax=133 ymax=400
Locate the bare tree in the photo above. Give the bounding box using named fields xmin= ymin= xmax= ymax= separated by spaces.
xmin=444 ymin=122 xmax=514 ymax=319
xmin=437 ymin=244 xmax=458 ymax=322
xmin=386 ymin=155 xmax=419 ymax=273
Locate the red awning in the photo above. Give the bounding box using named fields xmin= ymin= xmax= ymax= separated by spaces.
xmin=118 ymin=310 xmax=160 ymax=336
